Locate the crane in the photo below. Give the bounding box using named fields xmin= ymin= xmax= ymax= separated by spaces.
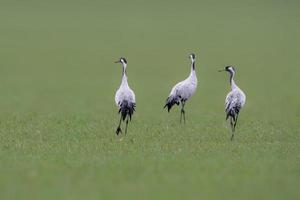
xmin=114 ymin=57 xmax=136 ymax=135
xmin=219 ymin=66 xmax=246 ymax=140
xmin=164 ymin=53 xmax=198 ymax=123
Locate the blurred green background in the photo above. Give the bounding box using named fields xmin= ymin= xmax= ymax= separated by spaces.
xmin=0 ymin=0 xmax=299 ymax=199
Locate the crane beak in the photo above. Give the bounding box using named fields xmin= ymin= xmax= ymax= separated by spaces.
xmin=115 ymin=60 xmax=120 ymax=63
xmin=218 ymin=69 xmax=225 ymax=72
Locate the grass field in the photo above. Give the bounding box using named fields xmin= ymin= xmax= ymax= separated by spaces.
xmin=0 ymin=0 xmax=300 ymax=199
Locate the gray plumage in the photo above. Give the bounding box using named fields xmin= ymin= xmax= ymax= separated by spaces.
xmin=114 ymin=58 xmax=136 ymax=135
xmin=164 ymin=53 xmax=198 ymax=123
xmin=220 ymin=66 xmax=246 ymax=140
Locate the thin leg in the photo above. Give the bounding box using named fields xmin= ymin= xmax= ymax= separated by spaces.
xmin=233 ymin=114 xmax=239 ymax=131
xmin=180 ymin=111 xmax=183 ymax=123
xmin=125 ymin=118 xmax=129 ymax=135
xmin=230 ymin=117 xmax=235 ymax=141
xmin=180 ymin=101 xmax=186 ymax=124
xmin=116 ymin=115 xmax=122 ymax=135
xmin=180 ymin=101 xmax=183 ymax=123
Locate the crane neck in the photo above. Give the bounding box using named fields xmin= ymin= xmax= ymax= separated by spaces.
xmin=189 ymin=60 xmax=195 ymax=75
xmin=188 ymin=60 xmax=196 ymax=79
xmin=121 ymin=63 xmax=128 ymax=86
xmin=229 ymin=71 xmax=237 ymax=90
xmin=122 ymin=63 xmax=127 ymax=76
xmin=191 ymin=60 xmax=195 ymax=71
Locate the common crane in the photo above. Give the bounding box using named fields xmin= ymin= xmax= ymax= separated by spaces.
xmin=219 ymin=66 xmax=246 ymax=140
xmin=164 ymin=53 xmax=198 ymax=123
xmin=114 ymin=57 xmax=136 ymax=135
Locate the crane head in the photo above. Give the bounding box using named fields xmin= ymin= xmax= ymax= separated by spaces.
xmin=219 ymin=66 xmax=236 ymax=73
xmin=189 ymin=53 xmax=196 ymax=62
xmin=115 ymin=57 xmax=127 ymax=65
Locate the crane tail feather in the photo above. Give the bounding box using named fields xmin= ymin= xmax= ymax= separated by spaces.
xmin=226 ymin=106 xmax=241 ymax=129
xmin=119 ymin=100 xmax=136 ymax=121
xmin=164 ymin=96 xmax=179 ymax=112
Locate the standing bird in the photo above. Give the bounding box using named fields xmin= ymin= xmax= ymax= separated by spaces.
xmin=114 ymin=57 xmax=136 ymax=135
xmin=164 ymin=53 xmax=198 ymax=123
xmin=219 ymin=66 xmax=246 ymax=140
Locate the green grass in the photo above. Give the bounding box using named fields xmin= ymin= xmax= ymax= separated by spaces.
xmin=0 ymin=0 xmax=300 ymax=199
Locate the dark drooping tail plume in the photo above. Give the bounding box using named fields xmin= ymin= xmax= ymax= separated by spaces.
xmin=119 ymin=100 xmax=136 ymax=121
xmin=226 ymin=103 xmax=241 ymax=140
xmin=225 ymin=102 xmax=241 ymax=121
xmin=164 ymin=95 xmax=180 ymax=112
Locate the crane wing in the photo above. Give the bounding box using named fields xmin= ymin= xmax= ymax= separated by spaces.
xmin=225 ymin=91 xmax=243 ymax=120
xmin=164 ymin=81 xmax=184 ymax=112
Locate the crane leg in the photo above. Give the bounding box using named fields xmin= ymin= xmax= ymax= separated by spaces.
xmin=230 ymin=117 xmax=235 ymax=141
xmin=125 ymin=118 xmax=129 ymax=135
xmin=180 ymin=101 xmax=186 ymax=124
xmin=116 ymin=115 xmax=123 ymax=135
xmin=233 ymin=114 xmax=239 ymax=131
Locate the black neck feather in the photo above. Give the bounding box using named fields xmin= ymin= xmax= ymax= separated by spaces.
xmin=229 ymin=72 xmax=234 ymax=85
